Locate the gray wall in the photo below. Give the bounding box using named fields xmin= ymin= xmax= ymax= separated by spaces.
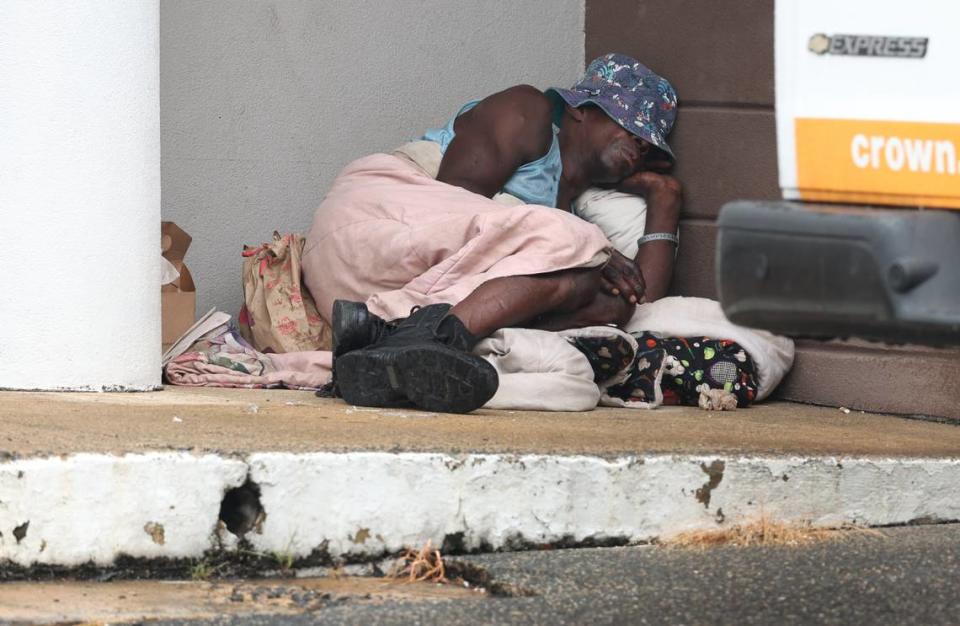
xmin=161 ymin=0 xmax=585 ymax=316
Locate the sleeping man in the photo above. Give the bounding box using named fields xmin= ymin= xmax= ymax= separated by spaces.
xmin=301 ymin=53 xmax=682 ymax=414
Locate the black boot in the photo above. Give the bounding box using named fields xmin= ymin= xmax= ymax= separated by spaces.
xmin=317 ymin=300 xmax=398 ymax=400
xmin=335 ymin=304 xmax=498 ymax=413
xmin=331 ymin=299 xmax=393 ymax=358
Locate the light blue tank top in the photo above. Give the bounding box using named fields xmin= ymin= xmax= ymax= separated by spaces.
xmin=422 ymin=100 xmax=562 ymax=208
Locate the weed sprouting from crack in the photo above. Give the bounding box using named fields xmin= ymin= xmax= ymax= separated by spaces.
xmin=271 ymin=550 xmax=296 ymax=573
xmin=661 ymin=516 xmax=885 ymax=549
xmin=387 ymin=540 xmax=449 ymax=584
xmin=190 ymin=558 xmax=226 ymax=581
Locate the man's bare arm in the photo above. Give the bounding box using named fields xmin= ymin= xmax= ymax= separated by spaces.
xmin=616 ymin=171 xmax=682 ymax=302
xmin=436 ymin=85 xmax=554 ymax=197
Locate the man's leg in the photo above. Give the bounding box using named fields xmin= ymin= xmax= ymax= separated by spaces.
xmin=333 ymin=267 xmax=627 ymax=358
xmin=450 ymin=267 xmax=634 ymax=337
xmin=335 ymin=267 xmax=631 ymax=414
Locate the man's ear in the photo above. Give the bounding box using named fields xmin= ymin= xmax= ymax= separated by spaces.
xmin=637 ymin=139 xmax=651 ymax=158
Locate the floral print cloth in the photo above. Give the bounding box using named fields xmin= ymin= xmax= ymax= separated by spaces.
xmin=564 ymin=332 xmax=636 ymax=384
xmin=572 ymin=331 xmax=759 ymax=409
xmin=640 ymin=333 xmax=758 ymax=408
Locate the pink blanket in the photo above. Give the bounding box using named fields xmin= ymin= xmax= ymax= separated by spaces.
xmin=165 ymin=326 xmax=331 ymax=390
xmin=302 ymin=153 xmax=611 ymax=322
xmin=167 ymin=152 xmax=611 ymax=392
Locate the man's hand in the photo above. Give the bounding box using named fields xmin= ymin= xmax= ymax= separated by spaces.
xmin=601 ymin=250 xmax=646 ymax=304
xmin=616 ymin=170 xmax=683 ymax=216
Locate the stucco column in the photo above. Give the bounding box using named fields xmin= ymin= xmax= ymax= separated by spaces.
xmin=0 ymin=1 xmax=161 ymax=390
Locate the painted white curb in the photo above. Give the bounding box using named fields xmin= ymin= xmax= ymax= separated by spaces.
xmin=1 ymin=452 xmax=958 ymax=566
xmin=0 ymin=454 xmax=247 ymax=566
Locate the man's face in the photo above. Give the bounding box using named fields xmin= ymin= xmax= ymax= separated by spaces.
xmin=586 ymin=108 xmax=650 ymax=184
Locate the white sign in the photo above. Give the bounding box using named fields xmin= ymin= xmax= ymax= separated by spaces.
xmin=776 ymin=0 xmax=960 ymax=209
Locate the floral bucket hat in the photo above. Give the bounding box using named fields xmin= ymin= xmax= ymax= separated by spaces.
xmin=547 ymin=53 xmax=679 ymax=160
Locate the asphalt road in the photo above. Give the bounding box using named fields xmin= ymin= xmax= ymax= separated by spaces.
xmin=150 ymin=524 xmax=960 ymax=626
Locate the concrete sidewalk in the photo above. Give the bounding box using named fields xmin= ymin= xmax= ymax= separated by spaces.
xmin=1 ymin=387 xmax=959 ymax=570
xmin=4 ymin=387 xmax=960 ymax=458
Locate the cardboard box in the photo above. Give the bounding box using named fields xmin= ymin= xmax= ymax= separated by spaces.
xmin=161 ymin=222 xmax=196 ymax=352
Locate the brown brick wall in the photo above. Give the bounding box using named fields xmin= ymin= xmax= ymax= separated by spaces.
xmin=586 ymin=0 xmax=779 ymax=298
xmin=586 ymin=0 xmax=775 ymax=106
xmin=585 ymin=0 xmax=960 ymax=420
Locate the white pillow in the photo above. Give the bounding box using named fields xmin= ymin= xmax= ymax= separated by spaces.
xmin=572 ymin=188 xmax=649 ymax=258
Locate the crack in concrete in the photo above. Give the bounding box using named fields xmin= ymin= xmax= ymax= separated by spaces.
xmin=12 ymin=521 xmax=28 ymax=544
xmin=219 ymin=479 xmax=265 ymax=537
xmin=695 ymin=460 xmax=726 ymax=509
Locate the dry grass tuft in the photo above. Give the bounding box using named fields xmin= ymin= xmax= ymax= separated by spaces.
xmin=387 ymin=540 xmax=449 ymax=584
xmin=662 ymin=517 xmax=884 ymax=549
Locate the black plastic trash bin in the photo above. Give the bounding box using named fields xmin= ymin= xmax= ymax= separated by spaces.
xmin=716 ymin=201 xmax=960 ymax=346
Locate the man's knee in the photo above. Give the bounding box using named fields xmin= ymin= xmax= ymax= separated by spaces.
xmin=539 ymin=267 xmax=603 ymax=311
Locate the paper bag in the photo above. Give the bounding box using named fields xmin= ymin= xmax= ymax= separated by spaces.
xmin=238 ymin=232 xmax=331 ymax=353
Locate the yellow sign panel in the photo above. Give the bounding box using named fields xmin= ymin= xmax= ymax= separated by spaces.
xmin=795 ymin=118 xmax=960 ymax=209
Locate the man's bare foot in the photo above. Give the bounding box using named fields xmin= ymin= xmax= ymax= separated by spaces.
xmin=529 ymin=288 xmax=634 ymax=332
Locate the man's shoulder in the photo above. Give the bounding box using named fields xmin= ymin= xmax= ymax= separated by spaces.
xmin=493 ymin=84 xmax=554 ymax=119
xmin=470 ymin=85 xmax=554 ymax=158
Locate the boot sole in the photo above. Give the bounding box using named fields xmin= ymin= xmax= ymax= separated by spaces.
xmin=336 ymin=344 xmax=498 ymax=414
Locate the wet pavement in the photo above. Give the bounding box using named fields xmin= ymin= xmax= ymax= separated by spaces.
xmin=0 ymin=575 xmax=479 ymax=624
xmin=3 ymin=524 xmax=959 ymax=625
